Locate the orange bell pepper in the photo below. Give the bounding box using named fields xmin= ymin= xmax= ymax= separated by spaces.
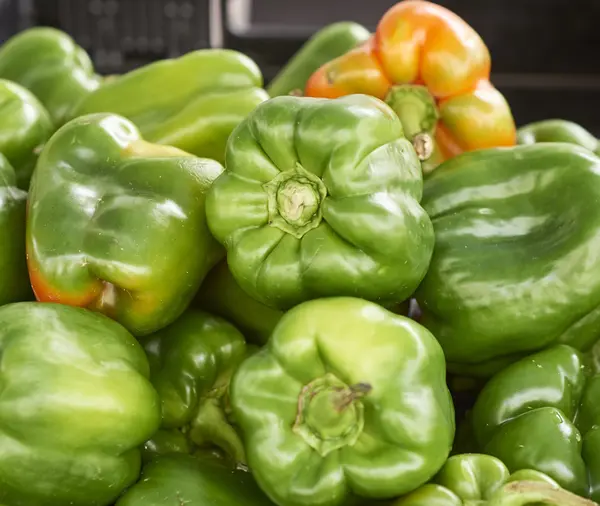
xmin=305 ymin=0 xmax=516 ymax=170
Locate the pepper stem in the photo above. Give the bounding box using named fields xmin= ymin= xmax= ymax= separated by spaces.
xmin=488 ymin=481 xmax=597 ymax=506
xmin=293 ymin=373 xmax=369 ymax=456
xmin=385 ymin=84 xmax=439 ymax=161
xmin=264 ymin=164 xmax=327 ymax=239
xmin=331 ymin=382 xmax=372 ymax=411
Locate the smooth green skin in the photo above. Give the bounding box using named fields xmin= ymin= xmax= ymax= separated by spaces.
xmin=142 ymin=309 xmax=248 ymax=464
xmin=116 ymin=453 xmax=274 ymax=506
xmin=26 ymin=113 xmax=225 ymax=336
xmin=517 ymin=119 xmax=600 ymax=156
xmin=0 ymin=27 xmax=101 ymax=125
xmin=73 ymin=49 xmax=270 ymax=164
xmin=392 ymin=454 xmax=593 ymax=506
xmin=206 ymin=94 xmax=434 ymax=311
xmin=470 ymin=345 xmax=600 ymax=501
xmin=195 ymin=261 xmax=284 ymax=345
xmin=0 ymin=154 xmax=32 ymax=306
xmin=231 ymin=297 xmax=455 ymax=506
xmin=267 ymin=22 xmax=371 ymax=97
xmin=416 ymin=143 xmax=600 ymax=373
xmin=0 ymin=302 xmax=161 ymax=506
xmin=0 ymin=79 xmax=53 ymax=189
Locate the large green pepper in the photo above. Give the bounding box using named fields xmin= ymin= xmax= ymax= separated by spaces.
xmin=0 ymin=27 xmax=101 ymax=125
xmin=142 ymin=309 xmax=248 ymax=464
xmin=26 ymin=113 xmax=225 ymax=336
xmin=0 ymin=79 xmax=53 ymax=189
xmin=267 ymin=22 xmax=370 ymax=97
xmin=206 ymin=94 xmax=434 ymax=311
xmin=0 ymin=154 xmax=31 ymax=306
xmin=517 ymin=119 xmax=600 ymax=155
xmin=194 ymin=261 xmax=283 ymax=345
xmin=72 ymin=49 xmax=269 ymax=164
xmin=392 ymin=454 xmax=595 ymax=506
xmin=231 ymin=297 xmax=455 ymax=506
xmin=0 ymin=302 xmax=161 ymax=506
xmin=416 ymin=143 xmax=600 ymax=376
xmin=116 ymin=453 xmax=273 ymax=506
xmin=470 ymin=345 xmax=600 ymax=501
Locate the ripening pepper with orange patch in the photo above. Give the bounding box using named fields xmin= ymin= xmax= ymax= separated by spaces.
xmin=26 ymin=113 xmax=225 ymax=337
xmin=305 ymin=0 xmax=516 ymax=172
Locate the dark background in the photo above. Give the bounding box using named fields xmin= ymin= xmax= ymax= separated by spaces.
xmin=3 ymin=0 xmax=599 ymax=134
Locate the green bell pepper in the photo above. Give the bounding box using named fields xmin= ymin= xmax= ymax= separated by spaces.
xmin=73 ymin=49 xmax=270 ymax=164
xmin=206 ymin=94 xmax=434 ymax=311
xmin=231 ymin=297 xmax=455 ymax=506
xmin=416 ymin=143 xmax=600 ymax=376
xmin=116 ymin=453 xmax=273 ymax=506
xmin=267 ymin=22 xmax=370 ymax=97
xmin=142 ymin=309 xmax=248 ymax=464
xmin=0 ymin=154 xmax=32 ymax=306
xmin=0 ymin=79 xmax=53 ymax=189
xmin=392 ymin=453 xmax=595 ymax=506
xmin=517 ymin=119 xmax=600 ymax=155
xmin=0 ymin=27 xmax=101 ymax=125
xmin=26 ymin=113 xmax=225 ymax=336
xmin=0 ymin=302 xmax=161 ymax=506
xmin=194 ymin=261 xmax=283 ymax=345
xmin=471 ymin=345 xmax=600 ymax=501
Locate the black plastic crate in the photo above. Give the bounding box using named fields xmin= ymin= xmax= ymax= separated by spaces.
xmin=0 ymin=0 xmax=20 ymax=43
xmin=32 ymin=0 xmax=212 ymax=74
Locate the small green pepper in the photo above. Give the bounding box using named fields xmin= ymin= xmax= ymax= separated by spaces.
xmin=471 ymin=345 xmax=600 ymax=501
xmin=142 ymin=309 xmax=248 ymax=464
xmin=0 ymin=27 xmax=101 ymax=125
xmin=393 ymin=453 xmax=595 ymax=506
xmin=0 ymin=79 xmax=53 ymax=188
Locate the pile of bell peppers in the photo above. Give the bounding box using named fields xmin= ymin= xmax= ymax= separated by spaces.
xmin=0 ymin=1 xmax=599 ymax=505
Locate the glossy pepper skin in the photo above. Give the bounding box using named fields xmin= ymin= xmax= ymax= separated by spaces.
xmin=392 ymin=453 xmax=595 ymax=506
xmin=73 ymin=49 xmax=270 ymax=164
xmin=231 ymin=297 xmax=455 ymax=506
xmin=26 ymin=113 xmax=225 ymax=336
xmin=206 ymin=94 xmax=434 ymax=311
xmin=142 ymin=309 xmax=249 ymax=464
xmin=0 ymin=302 xmax=161 ymax=506
xmin=116 ymin=454 xmax=274 ymax=506
xmin=416 ymin=143 xmax=600 ymax=375
xmin=0 ymin=154 xmax=32 ymax=306
xmin=470 ymin=345 xmax=600 ymax=501
xmin=195 ymin=261 xmax=283 ymax=345
xmin=518 ymin=119 xmax=600 ymax=155
xmin=0 ymin=79 xmax=53 ymax=189
xmin=305 ymin=0 xmax=515 ymax=170
xmin=0 ymin=27 xmax=101 ymax=125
